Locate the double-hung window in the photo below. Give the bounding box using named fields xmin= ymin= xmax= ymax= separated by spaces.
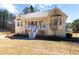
xmin=17 ymin=22 xmax=19 ymax=26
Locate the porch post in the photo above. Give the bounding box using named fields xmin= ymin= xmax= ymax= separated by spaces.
xmin=45 ymin=30 xmax=47 ymax=37
xmin=37 ymin=21 xmax=39 ymax=27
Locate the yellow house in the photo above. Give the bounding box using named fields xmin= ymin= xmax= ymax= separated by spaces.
xmin=15 ymin=7 xmax=68 ymax=38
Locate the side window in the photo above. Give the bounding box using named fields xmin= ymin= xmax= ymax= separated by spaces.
xmin=59 ymin=18 xmax=62 ymax=25
xmin=17 ymin=22 xmax=19 ymax=26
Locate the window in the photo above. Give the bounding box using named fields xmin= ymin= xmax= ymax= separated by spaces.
xmin=17 ymin=19 xmax=20 ymax=20
xmin=35 ymin=21 xmax=37 ymax=26
xmin=17 ymin=22 xmax=19 ymax=26
xmin=28 ymin=22 xmax=30 ymax=25
xmin=31 ymin=21 xmax=34 ymax=25
xmin=21 ymin=22 xmax=22 ymax=26
xmin=53 ymin=19 xmax=58 ymax=25
xmin=59 ymin=18 xmax=62 ymax=25
xmin=25 ymin=21 xmax=27 ymax=24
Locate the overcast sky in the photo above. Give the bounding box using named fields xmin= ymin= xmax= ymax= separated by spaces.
xmin=0 ymin=4 xmax=79 ymax=23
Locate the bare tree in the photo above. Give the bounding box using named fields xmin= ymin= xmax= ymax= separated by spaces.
xmin=50 ymin=14 xmax=61 ymax=37
xmin=50 ymin=17 xmax=58 ymax=36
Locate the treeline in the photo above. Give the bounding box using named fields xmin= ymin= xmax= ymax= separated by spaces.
xmin=0 ymin=9 xmax=15 ymax=32
xmin=66 ymin=19 xmax=79 ymax=33
xmin=0 ymin=5 xmax=36 ymax=32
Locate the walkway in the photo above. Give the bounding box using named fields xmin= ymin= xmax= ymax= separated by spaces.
xmin=0 ymin=31 xmax=11 ymax=40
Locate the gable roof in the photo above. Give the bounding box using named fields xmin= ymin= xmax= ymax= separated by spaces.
xmin=16 ymin=7 xmax=68 ymax=21
xmin=20 ymin=12 xmax=49 ymax=19
xmin=48 ymin=7 xmax=68 ymax=19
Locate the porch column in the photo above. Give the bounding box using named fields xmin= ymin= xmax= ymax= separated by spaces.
xmin=27 ymin=21 xmax=28 ymax=27
xmin=29 ymin=20 xmax=31 ymax=27
xmin=45 ymin=30 xmax=47 ymax=37
xmin=25 ymin=21 xmax=28 ymax=27
xmin=35 ymin=21 xmax=37 ymax=27
xmin=37 ymin=21 xmax=39 ymax=27
xmin=39 ymin=21 xmax=41 ymax=28
xmin=45 ymin=21 xmax=48 ymax=29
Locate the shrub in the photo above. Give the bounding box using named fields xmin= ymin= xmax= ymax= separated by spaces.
xmin=66 ymin=33 xmax=72 ymax=38
xmin=13 ymin=34 xmax=29 ymax=37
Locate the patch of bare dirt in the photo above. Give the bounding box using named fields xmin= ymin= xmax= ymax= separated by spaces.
xmin=0 ymin=32 xmax=79 ymax=55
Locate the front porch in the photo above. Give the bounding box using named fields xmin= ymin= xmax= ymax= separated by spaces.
xmin=25 ymin=20 xmax=48 ymax=39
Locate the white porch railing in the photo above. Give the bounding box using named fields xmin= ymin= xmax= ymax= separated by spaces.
xmin=25 ymin=25 xmax=48 ymax=30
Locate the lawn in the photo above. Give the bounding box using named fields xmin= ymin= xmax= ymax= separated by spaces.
xmin=0 ymin=32 xmax=79 ymax=55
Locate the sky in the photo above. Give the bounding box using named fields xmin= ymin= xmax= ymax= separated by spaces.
xmin=0 ymin=4 xmax=79 ymax=23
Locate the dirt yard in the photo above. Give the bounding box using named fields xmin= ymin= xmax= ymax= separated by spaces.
xmin=72 ymin=33 xmax=79 ymax=38
xmin=0 ymin=32 xmax=79 ymax=55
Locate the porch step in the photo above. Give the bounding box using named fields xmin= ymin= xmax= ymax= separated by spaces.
xmin=29 ymin=26 xmax=39 ymax=39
